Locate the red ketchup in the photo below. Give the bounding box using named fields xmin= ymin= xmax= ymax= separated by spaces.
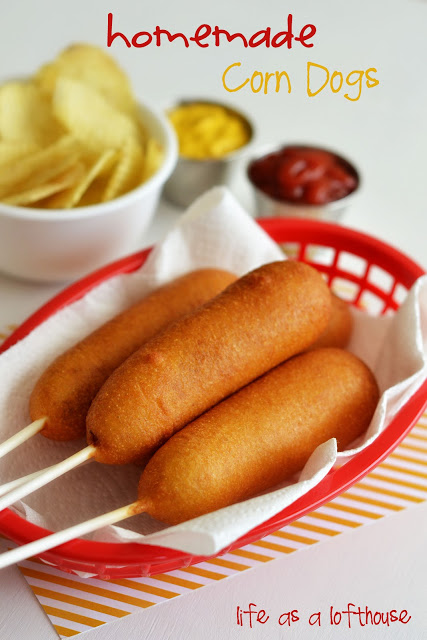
xmin=248 ymin=146 xmax=358 ymax=205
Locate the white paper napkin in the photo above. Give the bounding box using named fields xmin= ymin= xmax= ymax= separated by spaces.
xmin=0 ymin=186 xmax=426 ymax=560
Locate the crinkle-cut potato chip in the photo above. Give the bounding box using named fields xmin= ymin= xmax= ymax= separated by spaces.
xmin=0 ymin=141 xmax=39 ymax=167
xmin=44 ymin=149 xmax=118 ymax=209
xmin=77 ymin=177 xmax=109 ymax=208
xmin=3 ymin=163 xmax=85 ymax=206
xmin=53 ymin=77 xmax=141 ymax=153
xmin=142 ymin=138 xmax=164 ymax=181
xmin=0 ymin=136 xmax=80 ymax=199
xmin=0 ymin=81 xmax=64 ymax=146
xmin=0 ymin=43 xmax=164 ymax=209
xmin=35 ymin=43 xmax=136 ymax=115
xmin=102 ymin=137 xmax=145 ymax=202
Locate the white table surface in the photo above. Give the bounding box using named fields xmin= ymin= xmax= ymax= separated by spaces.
xmin=0 ymin=0 xmax=426 ymax=638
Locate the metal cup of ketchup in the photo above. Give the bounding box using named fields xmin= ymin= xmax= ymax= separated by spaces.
xmin=247 ymin=144 xmax=360 ymax=222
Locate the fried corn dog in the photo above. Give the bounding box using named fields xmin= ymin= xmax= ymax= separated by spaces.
xmin=0 ymin=348 xmax=380 ymax=571
xmin=87 ymin=260 xmax=332 ymax=465
xmin=309 ymin=293 xmax=352 ymax=350
xmin=30 ymin=268 xmax=236 ymax=441
xmin=135 ymin=348 xmax=379 ymax=524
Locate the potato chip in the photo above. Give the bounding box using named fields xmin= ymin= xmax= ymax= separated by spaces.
xmin=0 ymin=141 xmax=39 ymax=167
xmin=0 ymin=81 xmax=63 ymax=146
xmin=0 ymin=136 xmax=80 ymax=199
xmin=35 ymin=43 xmax=136 ymax=115
xmin=3 ymin=163 xmax=84 ymax=206
xmin=45 ymin=149 xmax=117 ymax=208
xmin=102 ymin=137 xmax=144 ymax=202
xmin=53 ymin=77 xmax=140 ymax=153
xmin=142 ymin=138 xmax=164 ymax=181
xmin=0 ymin=43 xmax=164 ymax=209
xmin=77 ymin=178 xmax=108 ymax=208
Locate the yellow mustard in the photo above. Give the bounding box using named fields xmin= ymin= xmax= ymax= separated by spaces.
xmin=168 ymin=102 xmax=251 ymax=160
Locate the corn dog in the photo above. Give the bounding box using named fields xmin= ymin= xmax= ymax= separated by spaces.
xmin=0 ymin=347 xmax=380 ymax=571
xmin=309 ymin=293 xmax=352 ymax=350
xmin=29 ymin=268 xmax=236 ymax=441
xmin=87 ymin=260 xmax=332 ymax=465
xmin=135 ymin=348 xmax=379 ymax=524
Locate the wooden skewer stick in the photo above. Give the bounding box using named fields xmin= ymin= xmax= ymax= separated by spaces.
xmin=0 ymin=501 xmax=140 ymax=570
xmin=0 ymin=455 xmax=94 ymax=498
xmin=0 ymin=445 xmax=95 ymax=512
xmin=0 ymin=468 xmax=51 ymax=498
xmin=0 ymin=418 xmax=46 ymax=460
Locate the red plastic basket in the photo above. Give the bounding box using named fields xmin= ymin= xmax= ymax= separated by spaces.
xmin=0 ymin=217 xmax=426 ymax=580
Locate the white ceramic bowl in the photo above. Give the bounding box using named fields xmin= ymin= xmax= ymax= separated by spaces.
xmin=0 ymin=103 xmax=178 ymax=283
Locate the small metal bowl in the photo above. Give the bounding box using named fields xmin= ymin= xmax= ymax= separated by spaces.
xmin=164 ymin=99 xmax=255 ymax=208
xmin=247 ymin=143 xmax=360 ymax=223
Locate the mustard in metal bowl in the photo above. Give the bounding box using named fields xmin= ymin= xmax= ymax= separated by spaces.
xmin=168 ymin=101 xmax=251 ymax=160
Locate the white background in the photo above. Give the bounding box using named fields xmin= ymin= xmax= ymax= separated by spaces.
xmin=0 ymin=0 xmax=427 ymax=638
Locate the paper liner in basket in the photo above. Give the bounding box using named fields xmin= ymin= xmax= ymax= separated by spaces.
xmin=0 ymin=187 xmax=427 ymax=560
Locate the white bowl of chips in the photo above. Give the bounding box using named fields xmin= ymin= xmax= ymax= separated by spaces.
xmin=0 ymin=44 xmax=178 ymax=282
